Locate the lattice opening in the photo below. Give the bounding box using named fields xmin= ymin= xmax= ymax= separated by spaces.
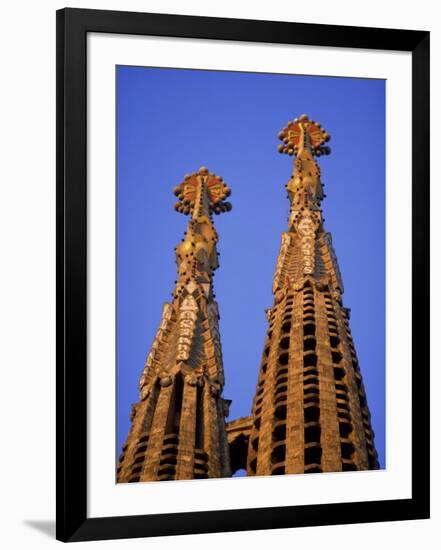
xmin=336 ymin=401 xmax=350 ymax=412
xmin=341 ymin=441 xmax=355 ymax=459
xmin=160 ymin=456 xmax=177 ymax=466
xmin=275 ymin=375 xmax=288 ymax=387
xmin=157 ymin=467 xmax=175 ymax=477
xmin=304 ymin=395 xmax=320 ymax=405
xmin=275 ymin=404 xmax=287 ymax=420
xmin=194 ymin=473 xmax=209 ymax=479
xmin=339 ymin=421 xmax=353 ymax=438
xmin=161 ymin=444 xmax=178 ymax=455
xmin=334 ymin=366 xmax=345 ymax=380
xmin=163 ymin=432 xmax=179 ymax=444
xmin=304 ymin=466 xmax=323 ymax=474
xmin=330 ymin=335 xmax=340 ymax=348
xmin=271 ymin=443 xmax=286 ymax=464
xmin=305 ymin=445 xmax=322 ymax=465
xmin=280 ymin=336 xmax=290 ymax=350
xmin=164 ymin=376 xmax=184 ymax=436
xmin=303 ymin=337 xmax=316 ymax=351
xmin=303 ymin=375 xmax=319 ymax=386
xmin=275 ymin=394 xmax=288 ymax=405
xmin=272 ymin=423 xmax=286 ymax=442
xmin=304 ymin=405 xmax=320 ymax=422
xmin=304 ymin=367 xmax=319 ymax=377
xmin=304 ymin=353 xmax=317 ymax=367
xmin=305 ymin=425 xmax=321 ymax=444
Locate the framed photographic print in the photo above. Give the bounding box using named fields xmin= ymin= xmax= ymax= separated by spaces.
xmin=56 ymin=7 xmax=429 ymax=542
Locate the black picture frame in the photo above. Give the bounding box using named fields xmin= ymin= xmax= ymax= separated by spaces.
xmin=56 ymin=7 xmax=430 ymax=543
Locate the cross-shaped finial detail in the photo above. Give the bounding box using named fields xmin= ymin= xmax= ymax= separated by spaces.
xmin=173 ymin=167 xmax=232 ymax=216
xmin=278 ymin=114 xmax=331 ymax=157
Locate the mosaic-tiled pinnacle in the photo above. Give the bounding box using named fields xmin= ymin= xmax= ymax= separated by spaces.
xmin=117 ymin=167 xmax=232 ymax=482
xmin=245 ymin=115 xmax=379 ymax=475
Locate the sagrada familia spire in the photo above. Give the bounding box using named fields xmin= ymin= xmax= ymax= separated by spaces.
xmin=117 ymin=167 xmax=233 ymax=482
xmin=118 ymin=115 xmax=379 ymax=483
xmin=245 ymin=114 xmax=379 ymax=475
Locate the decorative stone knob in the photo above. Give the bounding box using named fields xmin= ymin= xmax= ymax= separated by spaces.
xmin=159 ymin=375 xmax=173 ymax=387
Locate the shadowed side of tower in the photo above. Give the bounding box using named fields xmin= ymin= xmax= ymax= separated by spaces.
xmin=246 ymin=115 xmax=379 ymax=476
xmin=117 ymin=167 xmax=233 ymax=482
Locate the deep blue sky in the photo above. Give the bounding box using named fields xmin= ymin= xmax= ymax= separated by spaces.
xmin=116 ymin=66 xmax=385 ymax=469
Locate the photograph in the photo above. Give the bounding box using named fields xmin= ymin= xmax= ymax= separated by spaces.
xmin=53 ymin=5 xmax=430 ymax=543
xmin=115 ymin=66 xmax=385 ymax=482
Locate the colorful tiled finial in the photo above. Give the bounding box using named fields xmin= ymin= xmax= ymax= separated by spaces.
xmin=277 ymin=114 xmax=331 ymax=157
xmin=173 ymin=166 xmax=232 ymax=216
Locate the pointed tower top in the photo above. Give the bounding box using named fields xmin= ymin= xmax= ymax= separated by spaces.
xmin=277 ymin=114 xmax=331 ymax=158
xmin=172 ymin=166 xmax=232 ymax=216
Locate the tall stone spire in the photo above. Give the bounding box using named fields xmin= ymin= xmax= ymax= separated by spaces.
xmin=117 ymin=167 xmax=232 ymax=482
xmin=246 ymin=115 xmax=379 ymax=475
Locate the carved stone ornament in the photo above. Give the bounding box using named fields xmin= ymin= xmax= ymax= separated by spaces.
xmin=274 ymin=288 xmax=286 ymax=304
xmin=159 ymin=375 xmax=173 ymax=387
xmin=130 ymin=403 xmax=138 ymax=421
xmin=140 ymin=386 xmax=150 ymax=401
xmin=242 ymin=114 xmax=380 ymax=477
xmin=117 ymin=167 xmax=233 ymax=485
xmin=184 ymin=373 xmax=198 ymax=386
xmin=209 ymin=381 xmax=221 ymax=396
xmin=176 ymin=295 xmax=198 ymax=361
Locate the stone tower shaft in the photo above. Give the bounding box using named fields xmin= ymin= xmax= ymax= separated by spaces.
xmin=246 ymin=115 xmax=379 ymax=476
xmin=117 ymin=167 xmax=232 ymax=483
